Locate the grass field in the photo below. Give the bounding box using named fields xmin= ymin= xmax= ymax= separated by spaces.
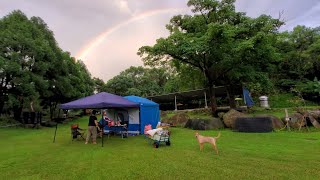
xmin=0 ymin=116 xmax=320 ymax=180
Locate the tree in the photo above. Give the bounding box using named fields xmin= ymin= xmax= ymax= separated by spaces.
xmin=0 ymin=10 xmax=94 ymax=120
xmin=102 ymin=66 xmax=174 ymax=96
xmin=275 ymin=26 xmax=320 ymax=101
xmin=138 ymin=0 xmax=283 ymax=115
xmin=276 ymin=26 xmax=320 ymax=85
xmin=0 ymin=10 xmax=45 ymax=119
xmin=93 ymin=77 xmax=105 ymax=93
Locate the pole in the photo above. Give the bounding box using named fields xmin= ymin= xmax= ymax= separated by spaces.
xmin=174 ymin=95 xmax=177 ymax=111
xmin=53 ymin=123 xmax=58 ymax=143
xmin=101 ymin=109 xmax=104 ymax=147
xmin=102 ymin=130 xmax=104 ymax=147
xmin=285 ymin=108 xmax=290 ymax=131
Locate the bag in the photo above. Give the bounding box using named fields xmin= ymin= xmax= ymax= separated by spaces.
xmin=144 ymin=124 xmax=152 ymax=134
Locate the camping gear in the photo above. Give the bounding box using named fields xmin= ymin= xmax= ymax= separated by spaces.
xmin=243 ymin=87 xmax=254 ymax=107
xmin=71 ymin=124 xmax=85 ymax=141
xmin=58 ymin=92 xmax=140 ymax=147
xmin=259 ymin=96 xmax=269 ymax=108
xmin=144 ymin=125 xmax=171 ymax=148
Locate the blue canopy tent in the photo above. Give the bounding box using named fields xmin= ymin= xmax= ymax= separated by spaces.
xmin=57 ymin=92 xmax=140 ymax=147
xmin=60 ymin=92 xmax=139 ymax=109
xmin=124 ymin=95 xmax=160 ymax=134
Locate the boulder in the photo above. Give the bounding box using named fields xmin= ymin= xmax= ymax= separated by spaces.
xmin=206 ymin=118 xmax=224 ymax=129
xmin=223 ymin=109 xmax=245 ymax=128
xmin=308 ymin=110 xmax=320 ymax=122
xmin=162 ymin=112 xmax=190 ymax=126
xmin=256 ymin=115 xmax=284 ymax=129
xmin=184 ymin=118 xmax=224 ymax=130
xmin=41 ymin=121 xmax=57 ymax=127
xmin=217 ymin=112 xmax=225 ymax=120
xmin=288 ymin=113 xmax=305 ymax=129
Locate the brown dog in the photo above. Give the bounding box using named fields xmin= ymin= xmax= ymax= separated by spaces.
xmin=195 ymin=131 xmax=221 ymax=154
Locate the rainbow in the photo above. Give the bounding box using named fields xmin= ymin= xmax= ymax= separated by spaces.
xmin=76 ymin=8 xmax=188 ymax=60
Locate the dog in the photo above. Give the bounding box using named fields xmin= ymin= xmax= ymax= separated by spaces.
xmin=195 ymin=131 xmax=221 ymax=154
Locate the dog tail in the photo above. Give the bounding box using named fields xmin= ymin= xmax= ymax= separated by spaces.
xmin=215 ymin=132 xmax=221 ymax=139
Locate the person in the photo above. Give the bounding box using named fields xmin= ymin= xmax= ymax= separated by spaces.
xmin=97 ymin=111 xmax=111 ymax=138
xmin=85 ymin=110 xmax=99 ymax=144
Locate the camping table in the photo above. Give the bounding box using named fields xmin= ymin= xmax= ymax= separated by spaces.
xmin=109 ymin=125 xmax=128 ymax=138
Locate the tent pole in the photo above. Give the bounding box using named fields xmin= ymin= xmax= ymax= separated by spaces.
xmin=204 ymin=92 xmax=208 ymax=108
xmin=53 ymin=123 xmax=58 ymax=143
xmin=101 ymin=109 xmax=104 ymax=147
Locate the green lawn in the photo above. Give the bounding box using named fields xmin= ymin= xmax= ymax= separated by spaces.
xmin=0 ymin=117 xmax=319 ymax=180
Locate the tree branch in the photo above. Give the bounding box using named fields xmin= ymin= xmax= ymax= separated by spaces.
xmin=168 ymin=53 xmax=202 ymax=69
xmin=200 ymin=10 xmax=209 ymax=24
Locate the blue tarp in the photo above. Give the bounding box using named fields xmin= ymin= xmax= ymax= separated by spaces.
xmin=243 ymin=88 xmax=254 ymax=107
xmin=124 ymin=95 xmax=160 ymax=133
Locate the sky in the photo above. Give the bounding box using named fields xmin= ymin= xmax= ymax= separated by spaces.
xmin=1 ymin=0 xmax=320 ymax=81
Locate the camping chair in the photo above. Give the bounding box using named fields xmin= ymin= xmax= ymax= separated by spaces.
xmin=71 ymin=124 xmax=85 ymax=141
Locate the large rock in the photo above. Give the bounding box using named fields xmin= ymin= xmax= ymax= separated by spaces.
xmin=308 ymin=110 xmax=320 ymax=122
xmin=184 ymin=118 xmax=224 ymax=130
xmin=162 ymin=113 xmax=190 ymax=126
xmin=217 ymin=112 xmax=225 ymax=120
xmin=256 ymin=115 xmax=284 ymax=129
xmin=223 ymin=109 xmax=245 ymax=128
xmin=288 ymin=113 xmax=305 ymax=129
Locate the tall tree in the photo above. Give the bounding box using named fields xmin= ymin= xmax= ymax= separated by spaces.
xmin=276 ymin=26 xmax=320 ymax=85
xmin=0 ymin=10 xmax=94 ymax=119
xmin=276 ymin=26 xmax=320 ymax=101
xmin=138 ymin=0 xmax=283 ymax=115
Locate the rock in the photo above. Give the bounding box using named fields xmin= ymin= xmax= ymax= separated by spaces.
xmin=206 ymin=118 xmax=224 ymax=129
xmin=218 ymin=112 xmax=225 ymax=120
xmin=308 ymin=110 xmax=320 ymax=122
xmin=41 ymin=121 xmax=57 ymax=127
xmin=162 ymin=112 xmax=190 ymax=126
xmin=288 ymin=113 xmax=305 ymax=129
xmin=256 ymin=114 xmax=284 ymax=129
xmin=223 ymin=109 xmax=245 ymax=128
xmin=184 ymin=118 xmax=224 ymax=130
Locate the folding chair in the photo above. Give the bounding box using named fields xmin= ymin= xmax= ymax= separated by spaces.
xmin=71 ymin=124 xmax=85 ymax=141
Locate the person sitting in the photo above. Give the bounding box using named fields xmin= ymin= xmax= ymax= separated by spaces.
xmin=98 ymin=111 xmax=113 ymax=137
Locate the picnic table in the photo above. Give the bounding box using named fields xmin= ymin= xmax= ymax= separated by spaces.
xmin=108 ymin=125 xmax=128 ymax=138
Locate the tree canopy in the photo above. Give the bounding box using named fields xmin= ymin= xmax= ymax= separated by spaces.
xmin=138 ymin=0 xmax=283 ymax=114
xmin=0 ymin=10 xmax=94 ymax=119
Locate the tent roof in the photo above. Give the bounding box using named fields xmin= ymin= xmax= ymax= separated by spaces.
xmin=60 ymin=92 xmax=139 ymax=109
xmin=124 ymin=95 xmax=159 ymax=107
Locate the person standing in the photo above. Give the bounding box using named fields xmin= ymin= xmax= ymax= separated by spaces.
xmin=85 ymin=110 xmax=99 ymax=144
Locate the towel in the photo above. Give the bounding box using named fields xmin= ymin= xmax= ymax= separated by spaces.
xmin=146 ymin=128 xmax=163 ymax=137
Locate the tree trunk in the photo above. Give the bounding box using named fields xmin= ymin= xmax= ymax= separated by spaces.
xmin=49 ymin=102 xmax=55 ymax=121
xmin=208 ymin=84 xmax=217 ymax=117
xmin=227 ymin=85 xmax=236 ymax=109
xmin=13 ymin=105 xmax=23 ymax=121
xmin=0 ymin=96 xmax=5 ymax=114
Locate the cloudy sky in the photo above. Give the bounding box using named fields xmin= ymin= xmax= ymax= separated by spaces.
xmin=1 ymin=0 xmax=320 ymax=81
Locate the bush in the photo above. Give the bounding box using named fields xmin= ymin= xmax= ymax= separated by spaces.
xmin=267 ymin=93 xmax=317 ymax=108
xmin=0 ymin=115 xmax=19 ymax=126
